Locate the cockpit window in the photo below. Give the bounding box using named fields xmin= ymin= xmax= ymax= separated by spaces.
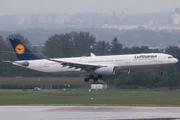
xmin=168 ymin=56 xmax=173 ymax=59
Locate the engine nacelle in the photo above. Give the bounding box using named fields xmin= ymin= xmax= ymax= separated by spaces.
xmin=21 ymin=61 xmax=29 ymax=67
xmin=94 ymin=67 xmax=115 ymax=75
xmin=120 ymin=70 xmax=130 ymax=74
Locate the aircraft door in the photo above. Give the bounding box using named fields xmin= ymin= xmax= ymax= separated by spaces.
xmin=158 ymin=55 xmax=163 ymax=62
xmin=152 ymin=56 xmax=157 ymax=64
xmin=126 ymin=56 xmax=131 ymax=65
xmin=39 ymin=61 xmax=44 ymax=68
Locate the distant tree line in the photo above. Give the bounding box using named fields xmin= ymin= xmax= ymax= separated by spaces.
xmin=1 ymin=28 xmax=180 ymax=47
xmin=0 ymin=32 xmax=180 ymax=88
xmin=42 ymin=31 xmax=161 ymax=57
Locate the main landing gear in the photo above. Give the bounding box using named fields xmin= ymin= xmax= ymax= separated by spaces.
xmin=84 ymin=75 xmax=103 ymax=82
xmin=159 ymin=68 xmax=163 ymax=75
xmin=84 ymin=78 xmax=89 ymax=82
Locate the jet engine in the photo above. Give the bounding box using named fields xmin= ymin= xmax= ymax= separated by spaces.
xmin=21 ymin=61 xmax=29 ymax=67
xmin=13 ymin=61 xmax=29 ymax=67
xmin=94 ymin=66 xmax=115 ymax=75
xmin=120 ymin=70 xmax=130 ymax=74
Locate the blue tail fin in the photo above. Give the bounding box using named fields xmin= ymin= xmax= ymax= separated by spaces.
xmin=9 ymin=38 xmax=41 ymax=60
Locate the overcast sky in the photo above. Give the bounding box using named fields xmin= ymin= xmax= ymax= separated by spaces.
xmin=0 ymin=0 xmax=179 ymax=16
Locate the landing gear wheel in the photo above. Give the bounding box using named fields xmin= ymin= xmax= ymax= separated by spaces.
xmin=88 ymin=75 xmax=94 ymax=79
xmin=84 ymin=78 xmax=89 ymax=82
xmin=97 ymin=75 xmax=103 ymax=79
xmin=93 ymin=78 xmax=98 ymax=82
xmin=159 ymin=68 xmax=163 ymax=75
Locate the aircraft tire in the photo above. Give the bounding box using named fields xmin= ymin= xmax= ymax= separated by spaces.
xmin=93 ymin=78 xmax=98 ymax=81
xmin=88 ymin=75 xmax=94 ymax=79
xmin=84 ymin=78 xmax=89 ymax=82
xmin=98 ymin=75 xmax=103 ymax=79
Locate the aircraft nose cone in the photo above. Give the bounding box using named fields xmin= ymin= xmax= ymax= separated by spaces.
xmin=175 ymin=58 xmax=178 ymax=63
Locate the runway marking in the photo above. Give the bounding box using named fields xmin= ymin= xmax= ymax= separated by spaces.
xmin=131 ymin=107 xmax=157 ymax=109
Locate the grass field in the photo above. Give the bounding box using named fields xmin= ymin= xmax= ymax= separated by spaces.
xmin=0 ymin=90 xmax=180 ymax=106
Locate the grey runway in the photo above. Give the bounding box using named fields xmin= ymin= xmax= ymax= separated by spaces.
xmin=0 ymin=106 xmax=180 ymax=120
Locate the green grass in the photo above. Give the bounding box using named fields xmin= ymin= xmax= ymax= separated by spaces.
xmin=0 ymin=90 xmax=180 ymax=106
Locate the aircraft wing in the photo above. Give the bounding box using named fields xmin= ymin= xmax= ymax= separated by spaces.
xmin=49 ymin=59 xmax=117 ymax=71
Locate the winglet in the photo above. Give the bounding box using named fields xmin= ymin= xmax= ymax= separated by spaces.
xmin=9 ymin=38 xmax=41 ymax=60
xmin=90 ymin=53 xmax=96 ymax=57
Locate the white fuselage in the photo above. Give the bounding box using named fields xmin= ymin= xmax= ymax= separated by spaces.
xmin=13 ymin=53 xmax=178 ymax=74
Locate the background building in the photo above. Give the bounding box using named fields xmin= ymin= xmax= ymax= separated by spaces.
xmin=91 ymin=80 xmax=107 ymax=89
xmin=18 ymin=15 xmax=31 ymax=25
xmin=173 ymin=7 xmax=180 ymax=24
xmin=102 ymin=8 xmax=180 ymax=30
xmin=38 ymin=15 xmax=52 ymax=23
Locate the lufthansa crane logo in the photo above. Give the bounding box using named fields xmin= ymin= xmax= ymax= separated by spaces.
xmin=15 ymin=44 xmax=25 ymax=55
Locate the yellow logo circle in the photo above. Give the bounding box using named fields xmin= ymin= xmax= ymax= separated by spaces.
xmin=15 ymin=44 xmax=25 ymax=55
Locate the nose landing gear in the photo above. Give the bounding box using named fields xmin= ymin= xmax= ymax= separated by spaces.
xmin=159 ymin=68 xmax=163 ymax=75
xmin=159 ymin=71 xmax=163 ymax=75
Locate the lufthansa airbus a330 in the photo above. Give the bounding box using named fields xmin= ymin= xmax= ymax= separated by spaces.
xmin=4 ymin=38 xmax=178 ymax=82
